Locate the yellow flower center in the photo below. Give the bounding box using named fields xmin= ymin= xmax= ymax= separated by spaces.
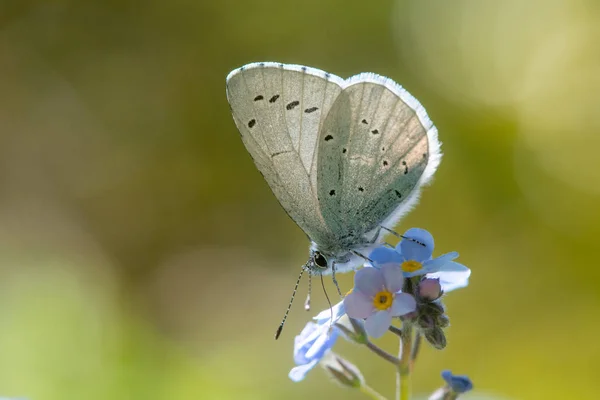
xmin=373 ymin=290 xmax=394 ymax=310
xmin=401 ymin=260 xmax=422 ymax=273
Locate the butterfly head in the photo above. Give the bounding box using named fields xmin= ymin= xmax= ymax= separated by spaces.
xmin=309 ymin=250 xmax=329 ymax=272
xmin=307 ymin=247 xmax=352 ymax=274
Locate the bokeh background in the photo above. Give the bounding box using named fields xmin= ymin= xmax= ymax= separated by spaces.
xmin=0 ymin=0 xmax=599 ymax=399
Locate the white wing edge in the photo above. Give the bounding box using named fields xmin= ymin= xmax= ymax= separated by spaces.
xmin=344 ymin=72 xmax=442 ymax=237
xmin=225 ymin=62 xmax=346 ymax=87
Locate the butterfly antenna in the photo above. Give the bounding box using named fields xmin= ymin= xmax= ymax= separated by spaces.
xmin=275 ymin=265 xmax=306 ymax=340
xmin=380 ymin=226 xmax=426 ymax=247
xmin=331 ymin=262 xmax=342 ymax=297
xmin=320 ymin=273 xmax=334 ymax=331
xmin=304 ymin=270 xmax=312 ymax=311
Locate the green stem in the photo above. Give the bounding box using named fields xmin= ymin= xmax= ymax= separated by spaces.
xmin=410 ymin=332 xmax=422 ymax=370
xmin=365 ymin=341 xmax=401 ymax=365
xmin=388 ymin=325 xmax=403 ymax=337
xmin=396 ymin=324 xmax=413 ymax=400
xmin=360 ymin=383 xmax=389 ymax=400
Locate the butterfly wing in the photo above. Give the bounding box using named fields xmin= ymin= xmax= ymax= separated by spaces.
xmin=316 ymin=73 xmax=441 ymax=248
xmin=226 ymin=62 xmax=344 ymax=245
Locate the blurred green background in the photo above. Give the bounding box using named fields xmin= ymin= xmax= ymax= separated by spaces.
xmin=1 ymin=0 xmax=599 ymax=399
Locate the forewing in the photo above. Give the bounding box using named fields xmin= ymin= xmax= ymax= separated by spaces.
xmin=226 ymin=62 xmax=344 ymax=244
xmin=317 ymin=73 xmax=441 ymax=244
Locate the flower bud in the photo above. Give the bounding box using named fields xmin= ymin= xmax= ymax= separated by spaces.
xmin=436 ymin=314 xmax=451 ymax=328
xmin=334 ymin=316 xmax=368 ymax=344
xmin=419 ymin=278 xmax=442 ymax=300
xmin=424 ymin=327 xmax=447 ymax=350
xmin=417 ymin=314 xmax=436 ymax=330
xmin=441 ymin=370 xmax=473 ymax=396
xmin=428 ymin=370 xmax=474 ymax=400
xmin=421 ymin=301 xmax=445 ymax=316
xmin=320 ymin=352 xmax=364 ymax=388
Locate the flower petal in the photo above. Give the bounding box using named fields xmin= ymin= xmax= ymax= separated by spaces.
xmin=313 ymin=301 xmax=345 ymax=324
xmin=381 ymin=264 xmax=404 ymax=293
xmin=437 ymin=259 xmax=469 ymax=272
xmin=365 ymin=310 xmax=393 ymax=338
xmin=293 ymin=322 xmax=338 ymax=365
xmin=289 ymin=359 xmax=319 ymax=382
xmin=420 ymin=252 xmax=459 ymax=274
xmin=369 ymin=246 xmax=403 ymax=267
xmin=428 ymin=263 xmax=471 ymax=292
xmin=344 ymin=291 xmax=374 ymax=319
xmin=354 ymin=267 xmax=385 ymax=297
xmin=305 ymin=327 xmax=338 ymax=360
xmin=391 ymin=292 xmax=417 ymax=316
xmin=397 ymin=228 xmax=434 ymax=262
xmin=293 ymin=322 xmax=321 ymax=364
xmin=441 ymin=370 xmax=474 ymax=393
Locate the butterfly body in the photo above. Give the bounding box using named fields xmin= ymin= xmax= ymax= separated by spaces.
xmin=226 ymin=62 xmax=441 ymax=275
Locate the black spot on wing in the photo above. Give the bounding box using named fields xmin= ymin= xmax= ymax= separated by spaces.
xmin=269 ymin=94 xmax=280 ymax=103
xmin=358 ymin=187 xmax=364 ymax=192
xmin=402 ymin=161 xmax=408 ymax=174
xmin=324 ymin=135 xmax=333 ymax=141
xmin=254 ymin=95 xmax=264 ymax=101
xmin=361 ymin=119 xmax=368 ymax=124
xmin=383 ymin=160 xmax=388 ymax=166
xmin=248 ymin=119 xmax=256 ymax=128
xmin=286 ymin=100 xmax=300 ymax=110
xmin=342 ymin=148 xmax=347 ymax=154
xmin=371 ymin=129 xmax=379 ymax=135
xmin=304 ymin=107 xmax=318 ymax=113
xmin=329 ymin=189 xmax=335 ymax=196
xmin=259 ymin=62 xmax=265 ymax=66
xmin=394 ymin=190 xmax=402 ymax=198
xmin=271 ymin=150 xmax=292 ymax=158
xmin=301 ymin=66 xmax=307 ymax=72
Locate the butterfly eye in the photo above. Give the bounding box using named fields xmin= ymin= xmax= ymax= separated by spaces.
xmin=313 ymin=252 xmax=328 ymax=269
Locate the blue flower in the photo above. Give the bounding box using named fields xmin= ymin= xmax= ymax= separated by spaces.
xmin=343 ymin=265 xmax=417 ymax=338
xmin=441 ymin=370 xmax=473 ymax=393
xmin=289 ymin=321 xmax=339 ymax=382
xmin=370 ymin=228 xmax=470 ymax=288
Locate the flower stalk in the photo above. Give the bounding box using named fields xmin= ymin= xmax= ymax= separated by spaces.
xmin=360 ymin=383 xmax=389 ymax=400
xmin=410 ymin=332 xmax=422 ymax=370
xmin=366 ymin=341 xmax=401 ymax=366
xmin=396 ymin=323 xmax=413 ymax=400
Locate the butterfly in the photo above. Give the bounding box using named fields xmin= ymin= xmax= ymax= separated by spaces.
xmin=226 ymin=62 xmax=441 ymax=336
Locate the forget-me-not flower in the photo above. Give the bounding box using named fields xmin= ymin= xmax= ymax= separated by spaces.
xmin=441 ymin=370 xmax=474 ymax=393
xmin=370 ymin=228 xmax=470 ymax=289
xmin=343 ymin=265 xmax=417 ymax=338
xmin=289 ymin=321 xmax=339 ymax=382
